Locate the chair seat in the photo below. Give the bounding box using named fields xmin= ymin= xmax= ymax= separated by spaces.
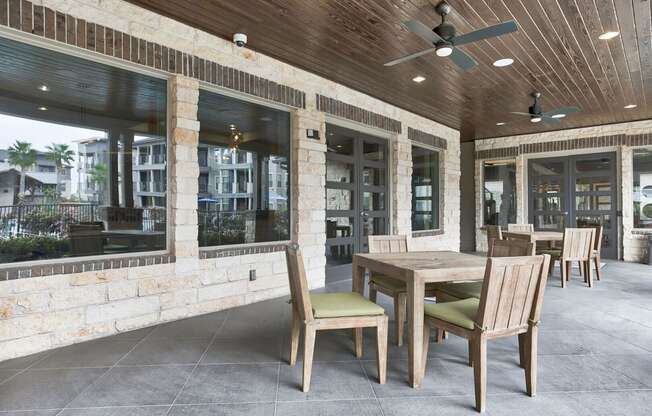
xmin=538 ymin=248 xmax=561 ymax=257
xmin=437 ymin=281 xmax=482 ymax=300
xmin=424 ymin=298 xmax=479 ymax=330
xmin=310 ymin=292 xmax=385 ymax=319
xmin=370 ymin=274 xmax=406 ymax=291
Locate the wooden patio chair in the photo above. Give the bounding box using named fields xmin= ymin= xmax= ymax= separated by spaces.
xmin=583 ymin=224 xmax=603 ymax=281
xmin=433 ymin=239 xmax=535 ymax=346
xmin=539 ymin=228 xmax=595 ymax=288
xmin=421 ymin=254 xmax=551 ymax=413
xmin=485 ymin=225 xmax=502 ymax=256
xmin=367 ymin=235 xmax=437 ymax=346
xmin=286 ymin=244 xmax=388 ymax=392
xmin=507 ymin=223 xmax=534 ymax=232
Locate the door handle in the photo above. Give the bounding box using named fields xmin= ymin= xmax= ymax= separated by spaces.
xmin=360 ymin=211 xmax=370 ymax=220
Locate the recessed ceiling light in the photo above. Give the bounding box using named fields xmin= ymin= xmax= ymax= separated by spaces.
xmin=38 ymin=106 xmax=48 ymax=111
xmin=530 ymin=117 xmax=542 ymax=123
xmin=493 ymin=58 xmax=514 ymax=67
xmin=624 ymin=104 xmax=637 ymax=109
xmin=551 ymin=113 xmax=566 ymax=118
xmin=496 ymin=122 xmax=506 ymax=126
xmin=412 ymin=75 xmax=426 ymax=83
xmin=38 ymin=84 xmax=49 ymax=92
xmin=598 ymin=31 xmax=619 ymax=40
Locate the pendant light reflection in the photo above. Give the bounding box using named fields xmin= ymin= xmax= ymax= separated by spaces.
xmin=228 ymin=123 xmax=242 ymax=150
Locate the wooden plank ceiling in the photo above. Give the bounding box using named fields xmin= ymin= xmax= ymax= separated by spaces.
xmin=127 ymin=0 xmax=652 ymax=142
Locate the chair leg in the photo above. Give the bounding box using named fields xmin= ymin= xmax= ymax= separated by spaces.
xmin=290 ymin=309 xmax=301 ymax=366
xmin=566 ymin=261 xmax=571 ymax=281
xmin=354 ymin=328 xmax=363 ymax=358
xmin=369 ymin=286 xmax=377 ymax=303
xmin=594 ymin=255 xmax=602 ymax=280
xmin=586 ymin=260 xmax=593 ymax=288
xmin=395 ymin=293 xmax=406 ymax=347
xmin=422 ymin=324 xmax=431 ymax=380
xmin=468 ymin=339 xmax=474 ymax=367
xmin=518 ymin=333 xmax=527 ymax=369
xmin=302 ymin=324 xmax=316 ymax=392
xmin=560 ymin=260 xmax=566 ymax=288
xmin=436 ymin=328 xmax=446 ymax=344
xmin=526 ymin=326 xmax=538 ymax=396
xmin=578 ymin=261 xmax=584 ymax=279
xmin=376 ymin=316 xmax=388 ymax=384
xmin=473 ymin=336 xmax=487 ymax=413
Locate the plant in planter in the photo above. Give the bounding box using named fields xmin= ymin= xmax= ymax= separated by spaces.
xmin=0 ymin=235 xmax=70 ymax=263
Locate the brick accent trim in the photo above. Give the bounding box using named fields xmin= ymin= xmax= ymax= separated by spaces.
xmin=475 ymin=133 xmax=652 ymax=159
xmin=408 ymin=127 xmax=448 ymax=149
xmin=199 ymin=243 xmax=288 ymax=259
xmin=316 ymin=94 xmax=401 ymax=133
xmin=0 ymin=253 xmax=174 ymax=281
xmin=0 ymin=0 xmax=306 ymax=109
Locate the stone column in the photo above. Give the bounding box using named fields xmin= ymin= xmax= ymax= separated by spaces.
xmin=392 ymin=133 xmax=412 ymax=236
xmin=291 ymin=109 xmax=326 ymax=289
xmin=168 ymin=76 xmax=200 ymax=271
xmin=621 ymin=146 xmax=639 ymax=261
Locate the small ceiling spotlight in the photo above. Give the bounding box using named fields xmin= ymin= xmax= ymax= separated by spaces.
xmin=38 ymin=106 xmax=48 ymax=111
xmin=492 ymin=58 xmax=514 ymax=67
xmin=598 ymin=31 xmax=619 ymax=40
xmin=412 ymin=75 xmax=426 ymax=83
xmin=38 ymin=84 xmax=49 ymax=92
xmin=624 ymin=104 xmax=637 ymax=109
xmin=496 ymin=122 xmax=506 ymax=126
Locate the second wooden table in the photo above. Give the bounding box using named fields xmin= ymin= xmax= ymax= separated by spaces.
xmin=352 ymin=251 xmax=487 ymax=388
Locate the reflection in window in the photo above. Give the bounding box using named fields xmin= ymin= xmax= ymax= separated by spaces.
xmin=483 ymin=161 xmax=516 ymax=227
xmin=197 ymin=91 xmax=290 ymax=246
xmin=411 ymin=146 xmax=439 ymax=231
xmin=0 ymin=37 xmax=167 ymax=264
xmin=634 ymin=149 xmax=652 ymax=228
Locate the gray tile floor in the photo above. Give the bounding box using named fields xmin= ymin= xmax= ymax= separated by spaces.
xmin=2 ymin=259 xmax=652 ymax=415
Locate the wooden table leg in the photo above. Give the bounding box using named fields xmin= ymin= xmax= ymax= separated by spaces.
xmin=407 ymin=277 xmax=425 ymax=388
xmin=352 ymin=258 xmax=366 ymax=358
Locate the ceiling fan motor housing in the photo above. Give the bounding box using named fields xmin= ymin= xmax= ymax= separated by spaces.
xmin=433 ymin=23 xmax=456 ymax=42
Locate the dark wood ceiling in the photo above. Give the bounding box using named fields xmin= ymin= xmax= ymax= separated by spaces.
xmin=127 ymin=0 xmax=652 ymax=142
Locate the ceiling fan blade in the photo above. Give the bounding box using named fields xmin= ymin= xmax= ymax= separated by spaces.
xmin=453 ymin=20 xmax=518 ymax=46
xmin=509 ymin=111 xmax=534 ymax=117
xmin=402 ymin=20 xmax=442 ymax=45
xmin=543 ymin=106 xmax=581 ymax=117
xmin=449 ymin=47 xmax=477 ymax=71
xmin=543 ymin=117 xmax=561 ymax=124
xmin=384 ymin=48 xmax=437 ymax=66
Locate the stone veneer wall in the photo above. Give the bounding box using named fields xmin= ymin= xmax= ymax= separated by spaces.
xmin=474 ymin=119 xmax=652 ymax=262
xmin=0 ymin=0 xmax=460 ymax=361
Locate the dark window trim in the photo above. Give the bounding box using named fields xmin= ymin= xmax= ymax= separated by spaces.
xmin=410 ymin=143 xmax=444 ymax=235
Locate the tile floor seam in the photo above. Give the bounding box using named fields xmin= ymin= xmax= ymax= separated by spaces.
xmin=273 ymin=361 xmax=281 ymax=416
xmin=54 ymin=325 xmax=157 ymax=416
xmin=166 ymin=308 xmax=233 ymax=415
xmin=358 ymin=355 xmax=386 ymax=416
xmin=0 ymin=350 xmax=53 ymax=387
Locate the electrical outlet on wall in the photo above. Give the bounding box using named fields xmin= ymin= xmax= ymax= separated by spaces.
xmin=249 ymin=269 xmax=256 ymax=281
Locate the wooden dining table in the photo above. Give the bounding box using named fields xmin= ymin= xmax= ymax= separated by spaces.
xmin=352 ymin=251 xmax=488 ymax=388
xmin=502 ymin=230 xmax=563 ymax=243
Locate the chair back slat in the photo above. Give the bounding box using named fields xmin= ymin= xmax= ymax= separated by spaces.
xmin=476 ymin=255 xmax=549 ymax=333
xmin=485 ymin=225 xmax=502 ymax=255
xmin=489 ymin=239 xmax=535 ymax=257
xmin=580 ymin=224 xmax=603 ymax=252
xmin=507 ymin=224 xmax=534 ymax=232
xmin=368 ymin=235 xmax=408 ymax=254
xmin=286 ymin=244 xmax=313 ymax=322
xmin=561 ymin=228 xmax=595 ymax=261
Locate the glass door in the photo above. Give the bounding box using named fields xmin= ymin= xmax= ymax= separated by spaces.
xmin=528 ymin=152 xmax=618 ymax=259
xmin=325 ymin=124 xmax=389 ymax=266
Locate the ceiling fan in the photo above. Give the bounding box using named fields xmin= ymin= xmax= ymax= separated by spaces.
xmin=384 ymin=1 xmax=518 ymax=71
xmin=510 ymin=92 xmax=580 ymax=123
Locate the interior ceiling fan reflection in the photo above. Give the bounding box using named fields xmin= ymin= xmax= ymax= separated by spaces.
xmin=508 ymin=92 xmax=581 ymax=124
xmin=384 ymin=1 xmax=518 ymax=71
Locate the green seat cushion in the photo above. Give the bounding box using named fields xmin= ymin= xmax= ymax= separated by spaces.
xmin=310 ymin=292 xmax=385 ymax=318
xmin=424 ymin=298 xmax=479 ymax=330
xmin=538 ymin=248 xmax=561 ymax=257
xmin=437 ymin=281 xmax=483 ymax=300
xmin=370 ymin=274 xmax=406 ymax=291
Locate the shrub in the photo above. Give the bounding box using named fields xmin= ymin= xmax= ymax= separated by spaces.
xmin=0 ymin=236 xmax=70 ymax=262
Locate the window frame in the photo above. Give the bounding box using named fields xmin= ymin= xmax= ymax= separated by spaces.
xmin=632 ymin=146 xmax=652 ymax=230
xmin=481 ymin=159 xmax=517 ymax=228
xmin=410 ymin=143 xmax=444 ymax=235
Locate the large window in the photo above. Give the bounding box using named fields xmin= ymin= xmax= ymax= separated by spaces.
xmin=197 ymin=91 xmax=290 ymax=247
xmin=483 ymin=161 xmax=516 ymax=227
xmin=0 ymin=37 xmax=167 ymax=264
xmin=634 ymin=149 xmax=652 ymax=228
xmin=411 ymin=146 xmax=440 ymax=231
